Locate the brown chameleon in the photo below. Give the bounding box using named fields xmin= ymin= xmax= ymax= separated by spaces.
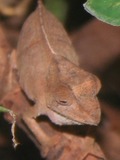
xmin=17 ymin=0 xmax=101 ymax=125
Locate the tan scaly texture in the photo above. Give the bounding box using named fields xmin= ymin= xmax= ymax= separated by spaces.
xmin=17 ymin=0 xmax=101 ymax=125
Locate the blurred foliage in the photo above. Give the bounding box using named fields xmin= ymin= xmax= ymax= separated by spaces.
xmin=45 ymin=0 xmax=68 ymax=23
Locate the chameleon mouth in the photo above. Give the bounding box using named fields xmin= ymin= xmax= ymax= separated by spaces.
xmin=52 ymin=110 xmax=97 ymax=125
xmin=48 ymin=96 xmax=101 ymax=126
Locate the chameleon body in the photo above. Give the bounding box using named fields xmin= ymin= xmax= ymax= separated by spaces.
xmin=17 ymin=0 xmax=101 ymax=125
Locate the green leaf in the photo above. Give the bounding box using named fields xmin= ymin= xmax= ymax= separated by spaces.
xmin=0 ymin=106 xmax=10 ymax=113
xmin=84 ymin=0 xmax=120 ymax=26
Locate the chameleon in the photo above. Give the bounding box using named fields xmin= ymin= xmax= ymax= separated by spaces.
xmin=17 ymin=0 xmax=101 ymax=125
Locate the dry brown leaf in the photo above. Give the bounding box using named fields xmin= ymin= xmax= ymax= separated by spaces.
xmin=45 ymin=132 xmax=105 ymax=160
xmin=97 ymin=102 xmax=120 ymax=160
xmin=17 ymin=0 xmax=101 ymax=126
xmin=0 ymin=25 xmax=12 ymax=98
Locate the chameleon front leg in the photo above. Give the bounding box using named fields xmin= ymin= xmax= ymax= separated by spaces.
xmin=1 ymin=86 xmax=61 ymax=157
xmin=21 ymin=115 xmax=51 ymax=156
xmin=21 ymin=115 xmax=62 ymax=157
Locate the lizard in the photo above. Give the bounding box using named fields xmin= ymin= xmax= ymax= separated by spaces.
xmin=17 ymin=0 xmax=101 ymax=126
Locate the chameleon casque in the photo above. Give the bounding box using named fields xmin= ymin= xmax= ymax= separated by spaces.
xmin=17 ymin=0 xmax=101 ymax=125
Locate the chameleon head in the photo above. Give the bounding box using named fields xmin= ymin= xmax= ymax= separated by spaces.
xmin=45 ymin=55 xmax=101 ymax=125
xmin=47 ymin=73 xmax=101 ymax=126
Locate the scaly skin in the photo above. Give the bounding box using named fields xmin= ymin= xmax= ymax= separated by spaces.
xmin=17 ymin=0 xmax=101 ymax=125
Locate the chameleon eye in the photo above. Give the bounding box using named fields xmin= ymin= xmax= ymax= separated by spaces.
xmin=54 ymin=84 xmax=73 ymax=106
xmin=58 ymin=100 xmax=68 ymax=106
